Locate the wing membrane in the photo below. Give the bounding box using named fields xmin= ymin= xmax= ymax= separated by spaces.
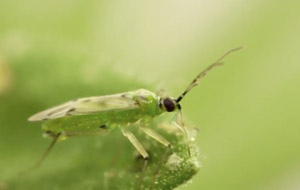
xmin=28 ymin=94 xmax=138 ymax=121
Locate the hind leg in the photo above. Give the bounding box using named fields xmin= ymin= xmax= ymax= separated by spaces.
xmin=18 ymin=132 xmax=61 ymax=176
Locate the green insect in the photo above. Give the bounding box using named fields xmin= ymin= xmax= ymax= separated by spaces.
xmin=28 ymin=47 xmax=242 ymax=188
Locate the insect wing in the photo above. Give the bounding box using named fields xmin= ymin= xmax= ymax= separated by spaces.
xmin=28 ymin=101 xmax=74 ymax=121
xmin=70 ymin=95 xmax=138 ymax=115
xmin=28 ymin=94 xmax=139 ymax=121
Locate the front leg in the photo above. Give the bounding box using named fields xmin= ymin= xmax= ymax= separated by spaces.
xmin=173 ymin=111 xmax=191 ymax=156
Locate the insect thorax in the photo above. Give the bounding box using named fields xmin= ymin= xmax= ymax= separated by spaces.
xmin=131 ymin=89 xmax=163 ymax=117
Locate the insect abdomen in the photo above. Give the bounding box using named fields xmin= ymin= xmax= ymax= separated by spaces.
xmin=42 ymin=108 xmax=144 ymax=134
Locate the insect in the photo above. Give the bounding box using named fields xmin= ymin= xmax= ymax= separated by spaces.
xmin=28 ymin=47 xmax=242 ymax=188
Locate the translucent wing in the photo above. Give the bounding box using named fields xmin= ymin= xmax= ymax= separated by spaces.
xmin=28 ymin=93 xmax=139 ymax=121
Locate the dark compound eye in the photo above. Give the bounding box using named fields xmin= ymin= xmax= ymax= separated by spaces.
xmin=163 ymin=98 xmax=175 ymax=112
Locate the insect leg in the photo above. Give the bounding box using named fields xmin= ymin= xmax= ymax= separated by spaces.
xmin=140 ymin=127 xmax=171 ymax=190
xmin=122 ymin=129 xmax=149 ymax=159
xmin=140 ymin=127 xmax=170 ymax=147
xmin=19 ymin=132 xmax=61 ymax=176
xmin=34 ymin=132 xmax=61 ymax=169
xmin=173 ymin=110 xmax=191 ymax=156
xmin=121 ymin=129 xmax=149 ymax=190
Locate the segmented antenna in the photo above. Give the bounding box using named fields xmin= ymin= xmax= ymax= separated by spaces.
xmin=176 ymin=46 xmax=243 ymax=103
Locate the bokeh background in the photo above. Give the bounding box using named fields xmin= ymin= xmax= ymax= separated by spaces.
xmin=1 ymin=0 xmax=300 ymax=190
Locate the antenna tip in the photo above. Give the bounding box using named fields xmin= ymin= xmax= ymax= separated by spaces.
xmin=232 ymin=46 xmax=244 ymax=51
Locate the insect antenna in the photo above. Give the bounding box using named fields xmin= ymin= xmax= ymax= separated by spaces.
xmin=176 ymin=46 xmax=243 ymax=103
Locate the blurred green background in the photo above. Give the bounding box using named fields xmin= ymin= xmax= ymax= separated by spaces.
xmin=1 ymin=0 xmax=300 ymax=190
